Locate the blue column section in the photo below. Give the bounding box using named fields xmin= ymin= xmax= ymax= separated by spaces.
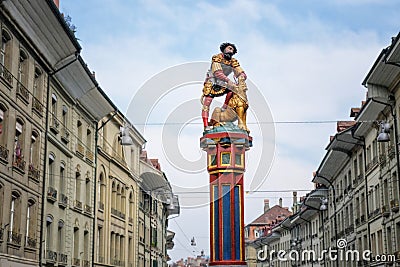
xmin=222 ymin=185 xmax=231 ymax=260
xmin=213 ymin=185 xmax=220 ymax=261
xmin=234 ymin=185 xmax=240 ymax=260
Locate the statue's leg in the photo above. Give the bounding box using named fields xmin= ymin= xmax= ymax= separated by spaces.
xmin=202 ymin=96 xmax=213 ymax=128
xmin=222 ymin=91 xmax=233 ymax=110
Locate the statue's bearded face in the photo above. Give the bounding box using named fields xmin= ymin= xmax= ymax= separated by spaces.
xmin=223 ymin=45 xmax=235 ymax=60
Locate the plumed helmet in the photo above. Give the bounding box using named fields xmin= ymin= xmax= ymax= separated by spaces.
xmin=220 ymin=42 xmax=237 ymax=54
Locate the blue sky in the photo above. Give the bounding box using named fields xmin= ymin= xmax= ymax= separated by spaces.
xmin=60 ymin=0 xmax=399 ymax=261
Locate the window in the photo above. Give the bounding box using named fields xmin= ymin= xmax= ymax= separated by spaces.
xmin=73 ymin=227 xmax=79 ymax=260
xmin=117 ymin=184 xmax=121 ymax=212
xmin=17 ymin=49 xmax=28 ymax=86
xmin=46 ymin=215 xmax=53 ymax=250
xmin=62 ymin=105 xmax=68 ymax=127
xmin=51 ymin=94 xmax=57 ymax=116
xmin=14 ymin=119 xmax=25 ymax=168
xmin=0 ymin=103 xmax=7 ymax=149
xmin=84 ymin=230 xmax=89 ymax=260
xmin=10 ymin=192 xmax=21 ymax=238
xmin=48 ymin=153 xmax=55 ymax=187
xmin=99 ymin=173 xmax=105 ymax=206
xmin=121 ymin=188 xmax=126 ymax=215
xmin=26 ymin=200 xmax=36 ymax=241
xmin=86 ymin=129 xmax=92 ymax=149
xmin=60 ymin=162 xmax=65 ymax=194
xmin=29 ymin=131 xmax=39 ymax=169
xmin=77 ymin=120 xmax=82 ymax=141
xmin=112 ymin=182 xmax=116 ymax=209
xmin=129 ymin=192 xmax=134 ymax=220
xmin=75 ymin=169 xmax=81 ymax=201
xmin=0 ymin=29 xmax=12 ymax=81
xmin=33 ymin=67 xmax=43 ymax=100
xmin=58 ymin=220 xmax=64 ymax=253
xmin=85 ymin=173 xmax=90 ymax=205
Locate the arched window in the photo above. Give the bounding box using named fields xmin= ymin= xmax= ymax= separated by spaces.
xmin=58 ymin=220 xmax=64 ymax=253
xmin=14 ymin=118 xmax=25 ymax=170
xmin=112 ymin=181 xmax=116 ymax=210
xmin=17 ymin=49 xmax=29 ymax=102
xmin=33 ymin=67 xmax=42 ymax=99
xmin=75 ymin=167 xmax=81 ymax=202
xmin=48 ymin=153 xmax=55 ymax=187
xmin=0 ymin=103 xmax=8 ymax=159
xmin=129 ymin=191 xmax=134 ymax=221
xmin=73 ymin=225 xmax=79 ymax=260
xmin=59 ymin=161 xmax=65 ymax=194
xmin=26 ymin=199 xmax=36 ymax=247
xmin=85 ymin=171 xmax=90 ymax=206
xmin=99 ymin=172 xmax=105 ymax=207
xmin=0 ymin=28 xmax=12 ymax=85
xmin=83 ymin=229 xmax=89 ymax=260
xmin=46 ymin=215 xmax=53 ymax=250
xmin=77 ymin=120 xmax=82 ymax=141
xmin=121 ymin=187 xmax=126 ymax=215
xmin=10 ymin=191 xmax=21 ymax=242
xmin=29 ymin=131 xmax=39 ymax=170
xmin=116 ymin=184 xmax=121 ymax=212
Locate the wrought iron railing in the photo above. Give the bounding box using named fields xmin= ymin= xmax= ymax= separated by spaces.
xmin=32 ymin=96 xmax=43 ymax=115
xmin=74 ymin=200 xmax=83 ymax=210
xmin=73 ymin=258 xmax=80 ymax=266
xmin=391 ymin=199 xmax=399 ymax=212
xmin=16 ymin=81 xmax=29 ymax=103
xmin=58 ymin=253 xmax=68 ymax=265
xmin=28 ymin=164 xmax=40 ymax=182
xmin=47 ymin=186 xmax=58 ymax=202
xmin=111 ymin=208 xmax=125 ymax=219
xmin=98 ymin=201 xmax=104 ymax=210
xmin=59 ymin=194 xmax=68 ymax=208
xmin=46 ymin=250 xmax=57 ymax=262
xmin=25 ymin=236 xmax=36 ymax=249
xmin=8 ymin=231 xmax=22 ymax=246
xmin=82 ymin=260 xmax=90 ymax=267
xmin=13 ymin=158 xmax=26 ymax=172
xmin=0 ymin=144 xmax=9 ymax=162
xmin=84 ymin=204 xmax=92 ymax=214
xmin=0 ymin=63 xmax=13 ymax=85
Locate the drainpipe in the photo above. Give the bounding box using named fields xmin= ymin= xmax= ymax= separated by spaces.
xmin=39 ymin=54 xmax=79 ymax=267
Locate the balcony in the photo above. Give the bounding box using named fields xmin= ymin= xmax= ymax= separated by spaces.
xmin=0 ymin=63 xmax=13 ymax=86
xmin=82 ymin=260 xmax=90 ymax=267
xmin=13 ymin=158 xmax=26 ymax=173
xmin=76 ymin=143 xmax=84 ymax=157
xmin=97 ymin=256 xmax=105 ymax=263
xmin=85 ymin=149 xmax=94 ymax=163
xmin=129 ymin=217 xmax=134 ymax=224
xmin=381 ymin=205 xmax=390 ymax=217
xmin=74 ymin=200 xmax=83 ymax=211
xmin=369 ymin=208 xmax=380 ymax=219
xmin=47 ymin=187 xmax=58 ymax=203
xmin=59 ymin=194 xmax=68 ymax=208
xmin=50 ymin=116 xmax=60 ymax=134
xmin=84 ymin=204 xmax=92 ymax=215
xmin=25 ymin=236 xmax=36 ymax=249
xmin=73 ymin=258 xmax=80 ymax=266
xmin=8 ymin=231 xmax=22 ymax=246
xmin=28 ymin=164 xmax=40 ymax=182
xmin=32 ymin=96 xmax=43 ymax=116
xmin=61 ymin=128 xmax=70 ymax=144
xmin=16 ymin=81 xmax=29 ymax=104
xmin=0 ymin=144 xmax=9 ymax=162
xmin=46 ymin=250 xmax=57 ymax=263
xmin=390 ymin=199 xmax=399 ymax=212
xmin=111 ymin=208 xmax=125 ymax=220
xmin=58 ymin=253 xmax=68 ymax=265
xmin=98 ymin=201 xmax=104 ymax=211
xmin=345 ymin=224 xmax=354 ymax=235
xmin=360 ymin=214 xmax=366 ymax=223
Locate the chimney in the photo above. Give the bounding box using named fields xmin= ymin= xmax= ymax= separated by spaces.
xmin=53 ymin=0 xmax=60 ymax=8
xmin=292 ymin=191 xmax=297 ymax=212
xmin=279 ymin=197 xmax=283 ymax=207
xmin=264 ymin=199 xmax=270 ymax=213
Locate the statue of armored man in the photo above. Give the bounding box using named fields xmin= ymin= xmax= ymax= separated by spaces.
xmin=201 ymin=42 xmax=249 ymax=133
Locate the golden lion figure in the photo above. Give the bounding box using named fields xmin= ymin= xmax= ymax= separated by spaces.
xmin=210 ymin=76 xmax=249 ymax=132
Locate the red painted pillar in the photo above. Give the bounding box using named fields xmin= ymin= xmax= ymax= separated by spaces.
xmin=200 ymin=130 xmax=252 ymax=266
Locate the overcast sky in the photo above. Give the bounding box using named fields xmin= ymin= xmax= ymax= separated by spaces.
xmin=60 ymin=0 xmax=399 ymax=261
